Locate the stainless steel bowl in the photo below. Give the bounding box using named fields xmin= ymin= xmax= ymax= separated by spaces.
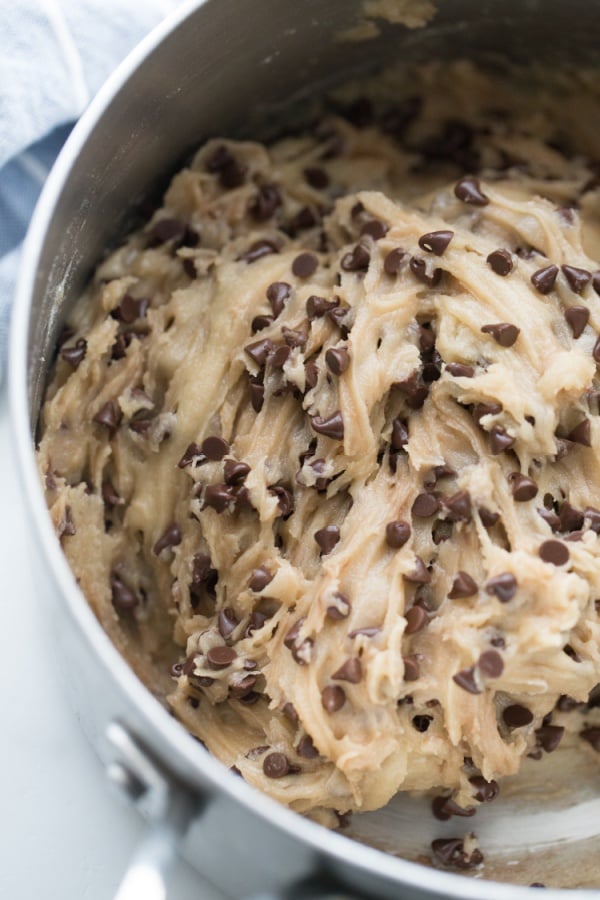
xmin=9 ymin=1 xmax=600 ymax=898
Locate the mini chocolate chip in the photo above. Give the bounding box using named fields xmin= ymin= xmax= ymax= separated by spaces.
xmin=202 ymin=436 xmax=230 ymax=460
xmin=149 ymin=217 xmax=185 ymax=245
xmin=536 ymin=724 xmax=564 ymax=753
xmin=412 ymin=492 xmax=440 ymax=517
xmin=412 ymin=715 xmax=433 ymax=732
xmin=562 ymin=264 xmax=591 ymax=294
xmin=383 ymin=248 xmax=406 ymax=276
xmin=265 ymin=281 xmax=292 ymax=318
xmin=453 ymin=666 xmax=481 ymax=694
xmin=325 ymin=346 xmax=350 ymax=375
xmin=119 ymin=293 xmax=148 ymax=323
xmin=270 ymin=344 xmax=291 ymax=368
xmin=443 ymin=491 xmax=472 ymax=523
xmin=304 ymin=167 xmax=329 ymax=189
xmin=304 ymin=361 xmax=319 ymax=391
xmin=252 ymin=315 xmax=274 ymax=333
xmin=248 ymin=566 xmax=273 ymax=592
xmin=446 ymin=362 xmax=474 ymax=378
xmin=332 ymin=658 xmax=362 ymax=684
xmin=263 ymin=752 xmax=290 ymax=778
xmin=478 ymin=649 xmax=504 ymax=678
xmin=473 ymin=402 xmax=502 ymax=425
xmin=539 ymin=539 xmax=570 ymax=566
xmin=469 ymin=776 xmax=499 ymax=802
xmin=223 ymin=459 xmax=251 ymax=485
xmin=268 ymin=484 xmax=294 ymax=518
xmin=341 ymin=243 xmax=370 ymax=272
xmin=404 ymin=557 xmax=431 ymax=584
xmin=503 ymin=704 xmax=533 ymax=728
xmin=567 ymin=418 xmax=591 ymax=446
xmin=282 ymin=701 xmax=299 ymax=723
xmin=531 ymin=264 xmax=558 ymax=294
xmin=485 ymin=572 xmax=517 ymax=602
xmin=251 ymin=184 xmax=281 ymax=221
xmin=594 ymin=336 xmax=600 ymax=364
xmin=409 ymin=256 xmax=442 ymax=287
xmin=306 ymin=294 xmax=338 ymax=319
xmin=432 ymin=796 xmax=476 ymax=821
xmin=310 ymin=411 xmax=344 ymax=440
xmin=418 ymin=230 xmax=454 ymax=256
xmin=360 ymin=219 xmax=388 ymax=240
xmin=102 ymin=479 xmax=124 ymax=507
xmin=322 ymin=685 xmax=346 ymax=713
xmin=297 ymin=734 xmax=319 ymax=758
xmin=565 ymin=305 xmax=589 ymax=338
xmin=61 ymin=338 xmax=88 ymax=368
xmin=454 ymin=175 xmax=489 ymax=205
xmin=403 ymin=655 xmax=420 ymax=681
xmin=245 ymin=338 xmax=275 ymax=367
xmin=203 ymin=484 xmax=234 ymax=513
xmin=314 ymin=525 xmax=340 ymax=555
xmin=396 ymin=371 xmax=429 ymax=409
xmin=510 ymin=473 xmax=538 ymax=501
xmin=585 ymin=506 xmax=600 ymax=532
xmin=110 ymin=573 xmax=138 ymax=610
xmin=432 ymin=837 xmax=483 ymax=870
xmin=218 ymin=607 xmax=239 ymax=639
xmin=178 ymin=443 xmax=202 ymax=468
xmin=292 ymin=252 xmax=318 ymax=278
xmin=206 ymin=646 xmax=237 ymax=669
xmin=581 ymin=727 xmax=600 ymax=751
xmin=239 ymin=239 xmax=279 ymax=264
xmin=326 ymin=593 xmax=351 ymax=620
xmin=481 ymin=323 xmax=520 ymax=347
xmin=487 ymin=249 xmax=513 ymax=276
xmin=489 ymin=425 xmax=515 ymax=454
xmin=405 ymin=606 xmax=428 ymax=634
xmin=391 ymin=418 xmax=409 ymax=449
xmin=449 ymin=571 xmax=478 ymax=599
xmin=479 ymin=507 xmax=500 ymax=527
xmin=250 ymin=380 xmax=265 ymax=412
xmin=386 ymin=520 xmax=411 ymax=549
xmin=93 ymin=400 xmax=121 ymax=432
xmin=153 ymin=522 xmax=182 ymax=556
xmin=282 ymin=327 xmax=307 ymax=349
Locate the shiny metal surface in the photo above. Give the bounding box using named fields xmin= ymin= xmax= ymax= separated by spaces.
xmin=9 ymin=0 xmax=600 ymax=897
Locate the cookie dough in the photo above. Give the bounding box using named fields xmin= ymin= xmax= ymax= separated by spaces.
xmin=38 ymin=62 xmax=600 ymax=826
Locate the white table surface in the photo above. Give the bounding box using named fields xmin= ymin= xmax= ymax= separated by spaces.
xmin=0 ymin=387 xmax=227 ymax=900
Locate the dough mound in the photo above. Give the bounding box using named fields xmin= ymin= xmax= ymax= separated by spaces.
xmin=38 ymin=63 xmax=600 ymax=824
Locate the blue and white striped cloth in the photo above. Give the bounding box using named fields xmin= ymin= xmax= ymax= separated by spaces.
xmin=0 ymin=0 xmax=183 ymax=384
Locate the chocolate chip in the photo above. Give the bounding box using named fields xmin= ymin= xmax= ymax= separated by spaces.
xmin=473 ymin=402 xmax=502 ymax=425
xmin=454 ymin=176 xmax=489 ymax=206
xmin=203 ymin=484 xmax=234 ymax=513
xmin=325 ymin=347 xmax=350 ymax=375
xmin=581 ymin=727 xmax=600 ymax=751
xmin=478 ymin=649 xmax=504 ymax=678
xmin=292 ymin=252 xmax=318 ymax=278
xmin=202 ymin=436 xmax=230 ymax=461
xmin=487 ymin=249 xmax=513 ymax=276
xmin=431 ymin=837 xmax=483 ymax=869
xmin=418 ymin=230 xmax=454 ymax=256
xmin=153 ymin=522 xmax=182 ymax=556
xmin=178 ymin=443 xmax=202 ymax=469
xmin=383 ymin=248 xmax=406 ymax=276
xmin=266 ymin=281 xmax=292 ymax=317
xmin=218 ymin=607 xmax=239 ymax=639
xmin=446 ymin=362 xmax=474 ymax=378
xmin=562 ymin=264 xmax=591 ymax=294
xmin=503 ymin=704 xmax=533 ymax=728
xmin=449 ymin=571 xmax=478 ymax=599
xmin=268 ymin=484 xmax=294 ymax=518
xmin=326 ymin=593 xmax=351 ymax=620
xmin=119 ymin=293 xmax=148 ymax=323
xmin=412 ymin=715 xmax=433 ymax=732
xmin=432 ymin=796 xmax=476 ymax=821
xmin=332 ymin=658 xmax=362 ymax=683
xmin=223 ymin=459 xmax=251 ymax=485
xmin=510 ymin=473 xmax=538 ymax=501
xmin=405 ymin=606 xmax=428 ymax=634
xmin=403 ymin=655 xmax=420 ymax=681
xmin=479 ymin=507 xmax=500 ymax=527
xmin=412 ymin=492 xmax=441 ymax=517
xmin=481 ymin=322 xmax=520 ymax=347
xmin=102 ymin=479 xmax=124 ymax=507
xmin=270 ymin=344 xmax=291 ymax=369
xmin=386 ymin=520 xmax=411 ymax=549
xmin=60 ymin=338 xmax=87 ymax=368
xmin=404 ymin=557 xmax=431 ymax=584
xmin=306 ymin=295 xmax=338 ymax=319
xmin=321 ymin=685 xmax=346 ymax=713
xmin=409 ymin=256 xmax=442 ymax=287
xmin=536 ymin=724 xmax=564 ymax=753
xmin=539 ymin=539 xmax=570 ymax=566
xmin=245 ymin=338 xmax=275 ymax=368
xmin=263 ymin=751 xmax=290 ymax=778
xmin=251 ymin=184 xmax=281 ymax=221
xmin=206 ymin=646 xmax=237 ymax=669
xmin=489 ymin=425 xmax=515 ymax=454
xmin=314 ymin=525 xmax=340 ymax=555
xmin=239 ymin=240 xmax=279 ymax=264
xmin=249 ymin=566 xmax=273 ymax=591
xmin=360 ymin=219 xmax=388 ymax=240
xmin=567 ymin=418 xmax=591 ymax=446
xmin=594 ymin=271 xmax=600 ymax=295
xmin=585 ymin=506 xmax=600 ymax=532
xmin=303 ymin=166 xmax=329 ymax=189
xmin=348 ymin=626 xmax=380 ymax=638
xmin=289 ymin=206 xmax=318 ymax=233
xmin=341 ymin=243 xmax=370 ymax=272
xmin=443 ymin=491 xmax=472 ymax=523
xmin=396 ymin=371 xmax=429 ymax=410
xmin=565 ymin=305 xmax=589 ymax=338
xmin=469 ymin=776 xmax=499 ymax=803
xmin=205 ymin=145 xmax=246 ymax=186
xmin=250 ymin=380 xmax=264 ymax=412
xmin=485 ymin=573 xmax=517 ymax=602
xmin=149 ymin=217 xmax=185 ymax=245
xmin=110 ymin=573 xmax=138 ymax=610
xmin=310 ymin=411 xmax=344 ymax=441
xmin=594 ymin=336 xmax=600 ymax=364
xmin=282 ymin=702 xmax=299 ymax=723
xmin=294 ymin=734 xmax=318 ymax=760
xmin=252 ymin=315 xmax=273 ymax=333
xmin=304 ymin=361 xmax=319 ymax=391
xmin=93 ymin=400 xmax=121 ymax=433
xmin=391 ymin=418 xmax=409 ymax=449
xmin=453 ymin=666 xmax=481 ymax=694
xmin=531 ymin=264 xmax=558 ymax=294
